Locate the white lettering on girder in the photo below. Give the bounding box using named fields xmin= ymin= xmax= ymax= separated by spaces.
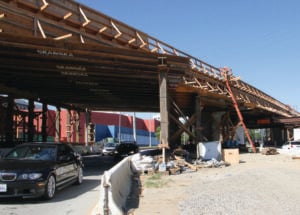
xmin=37 ymin=49 xmax=74 ymax=57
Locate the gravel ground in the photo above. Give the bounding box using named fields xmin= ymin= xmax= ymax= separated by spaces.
xmin=133 ymin=150 xmax=300 ymax=215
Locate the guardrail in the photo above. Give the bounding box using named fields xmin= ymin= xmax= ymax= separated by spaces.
xmin=97 ymin=154 xmax=139 ymax=215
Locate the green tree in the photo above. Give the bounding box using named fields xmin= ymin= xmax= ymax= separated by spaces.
xmin=155 ymin=126 xmax=160 ymax=141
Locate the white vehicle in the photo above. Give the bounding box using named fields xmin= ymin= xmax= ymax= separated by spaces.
xmin=281 ymin=141 xmax=300 ymax=150
xmin=101 ymin=142 xmax=116 ymax=156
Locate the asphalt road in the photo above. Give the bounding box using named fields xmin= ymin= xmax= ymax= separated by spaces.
xmin=0 ymin=154 xmax=117 ymax=215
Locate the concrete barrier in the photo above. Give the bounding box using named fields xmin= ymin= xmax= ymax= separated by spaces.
xmin=97 ymin=155 xmax=138 ymax=215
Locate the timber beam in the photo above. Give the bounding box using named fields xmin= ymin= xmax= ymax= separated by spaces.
xmin=170 ymin=113 xmax=196 ymax=143
xmin=0 ymin=0 xmax=298 ymax=120
xmin=183 ymin=70 xmax=297 ymax=117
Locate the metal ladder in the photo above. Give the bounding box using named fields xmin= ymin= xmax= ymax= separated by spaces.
xmin=221 ymin=68 xmax=257 ymax=153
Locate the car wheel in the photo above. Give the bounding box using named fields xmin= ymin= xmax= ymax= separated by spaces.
xmin=75 ymin=167 xmax=83 ymax=185
xmin=44 ymin=175 xmax=56 ymax=200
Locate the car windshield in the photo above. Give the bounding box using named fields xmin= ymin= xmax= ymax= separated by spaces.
xmin=4 ymin=145 xmax=56 ymax=161
xmin=105 ymin=143 xmax=115 ymax=147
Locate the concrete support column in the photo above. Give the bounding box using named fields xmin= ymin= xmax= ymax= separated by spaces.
xmin=42 ymin=103 xmax=48 ymax=142
xmin=272 ymin=127 xmax=284 ymax=146
xmin=22 ymin=112 xmax=26 ymax=142
xmin=66 ymin=110 xmax=71 ymax=142
xmin=55 ymin=108 xmax=61 ymax=142
xmin=286 ymin=127 xmax=293 ymax=141
xmin=159 ymin=65 xmax=169 ymax=148
xmin=28 ymin=99 xmax=35 ymax=142
xmin=195 ymin=95 xmax=202 ymax=143
xmin=211 ymin=112 xmax=225 ymax=142
xmin=75 ymin=111 xmax=80 ymax=143
xmin=85 ymin=110 xmax=91 ymax=146
xmin=5 ymin=96 xmax=14 ymax=143
xmin=158 ymin=61 xmax=169 ymax=165
xmin=169 ymin=114 xmax=179 ymax=146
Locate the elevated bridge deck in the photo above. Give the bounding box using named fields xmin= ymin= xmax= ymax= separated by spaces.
xmin=0 ymin=0 xmax=299 ymax=145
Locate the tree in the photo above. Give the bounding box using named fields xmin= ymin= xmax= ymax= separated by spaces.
xmin=155 ymin=126 xmax=160 ymax=141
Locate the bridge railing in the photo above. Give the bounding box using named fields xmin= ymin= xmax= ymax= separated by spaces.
xmin=146 ymin=36 xmax=222 ymax=78
xmin=145 ymin=34 xmax=295 ymax=116
xmin=0 ymin=0 xmax=222 ymax=78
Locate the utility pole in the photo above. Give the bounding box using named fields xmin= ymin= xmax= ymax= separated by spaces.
xmin=133 ymin=112 xmax=137 ymax=143
xmin=149 ymin=113 xmax=152 ymax=147
xmin=118 ymin=112 xmax=121 ymax=144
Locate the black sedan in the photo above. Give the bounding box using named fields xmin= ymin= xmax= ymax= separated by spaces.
xmin=0 ymin=142 xmax=83 ymax=200
xmin=114 ymin=141 xmax=139 ymax=160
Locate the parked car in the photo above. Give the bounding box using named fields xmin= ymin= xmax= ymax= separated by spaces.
xmin=281 ymin=141 xmax=300 ymax=150
xmin=114 ymin=141 xmax=139 ymax=159
xmin=101 ymin=142 xmax=116 ymax=156
xmin=0 ymin=142 xmax=83 ymax=200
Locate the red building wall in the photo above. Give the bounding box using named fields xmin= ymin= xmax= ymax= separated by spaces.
xmin=59 ymin=111 xmax=159 ymax=143
xmin=11 ymin=106 xmax=159 ymax=143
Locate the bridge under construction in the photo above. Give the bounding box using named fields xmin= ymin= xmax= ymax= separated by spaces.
xmin=0 ymin=0 xmax=299 ymax=148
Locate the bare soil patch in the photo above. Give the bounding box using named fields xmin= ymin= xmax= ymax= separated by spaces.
xmin=132 ymin=152 xmax=300 ymax=215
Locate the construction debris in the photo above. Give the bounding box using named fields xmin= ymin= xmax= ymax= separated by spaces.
xmin=194 ymin=158 xmax=230 ymax=168
xmin=132 ymin=148 xmax=230 ymax=176
xmin=261 ymin=147 xmax=278 ymax=155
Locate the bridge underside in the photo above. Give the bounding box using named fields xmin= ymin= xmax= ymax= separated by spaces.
xmin=0 ymin=0 xmax=299 ymax=147
xmin=0 ymin=32 xmax=293 ymax=146
xmin=0 ymin=33 xmax=190 ymax=112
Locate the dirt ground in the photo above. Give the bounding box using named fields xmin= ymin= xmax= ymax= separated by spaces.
xmin=131 ymin=150 xmax=300 ymax=215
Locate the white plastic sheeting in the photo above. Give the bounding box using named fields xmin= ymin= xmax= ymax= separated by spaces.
xmin=197 ymin=141 xmax=221 ymax=161
xmin=131 ymin=153 xmax=154 ymax=173
xmin=234 ymin=125 xmax=245 ymax=145
xmin=294 ymin=128 xmax=300 ymax=140
xmin=98 ymin=155 xmax=135 ymax=215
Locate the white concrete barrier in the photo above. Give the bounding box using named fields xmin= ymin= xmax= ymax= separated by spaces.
xmin=97 ymin=155 xmax=137 ymax=215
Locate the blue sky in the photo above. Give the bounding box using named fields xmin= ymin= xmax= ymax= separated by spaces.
xmin=77 ymin=0 xmax=300 ymax=113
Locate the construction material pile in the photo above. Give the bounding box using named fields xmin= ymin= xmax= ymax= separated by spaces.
xmin=131 ymin=147 xmax=228 ymax=176
xmin=261 ymin=147 xmax=278 ymax=155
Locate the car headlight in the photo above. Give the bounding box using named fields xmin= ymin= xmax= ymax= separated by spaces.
xmin=19 ymin=173 xmax=43 ymax=180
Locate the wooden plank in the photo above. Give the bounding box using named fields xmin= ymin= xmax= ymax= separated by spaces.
xmin=16 ymin=0 xmax=39 ymax=12
xmin=64 ymin=15 xmax=82 ymax=28
xmin=40 ymin=0 xmax=49 ymax=11
xmin=41 ymin=5 xmax=72 ymax=21
xmin=54 ymin=33 xmax=72 ymax=40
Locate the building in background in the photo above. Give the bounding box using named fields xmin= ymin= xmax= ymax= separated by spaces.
xmin=59 ymin=111 xmax=160 ymax=146
xmin=1 ymin=98 xmax=160 ymax=146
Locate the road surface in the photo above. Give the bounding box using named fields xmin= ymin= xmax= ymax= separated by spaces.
xmin=0 ymin=154 xmax=117 ymax=215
